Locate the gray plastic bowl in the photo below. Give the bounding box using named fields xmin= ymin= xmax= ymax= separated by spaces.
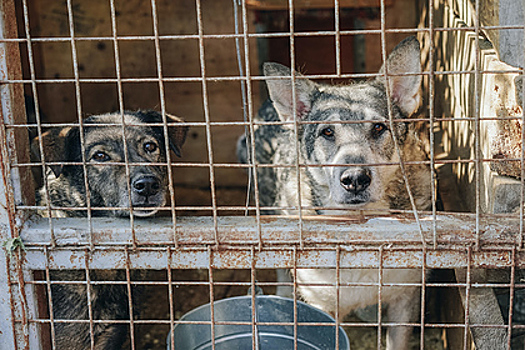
xmin=166 ymin=295 xmax=350 ymax=350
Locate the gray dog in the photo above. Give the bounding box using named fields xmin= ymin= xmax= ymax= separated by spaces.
xmin=238 ymin=37 xmax=431 ymax=349
xmin=35 ymin=110 xmax=188 ymax=349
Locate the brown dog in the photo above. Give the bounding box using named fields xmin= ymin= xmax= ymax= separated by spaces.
xmin=34 ymin=110 xmax=187 ymax=349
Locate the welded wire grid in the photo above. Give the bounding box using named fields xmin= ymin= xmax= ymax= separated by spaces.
xmin=0 ymin=0 xmax=523 ymax=349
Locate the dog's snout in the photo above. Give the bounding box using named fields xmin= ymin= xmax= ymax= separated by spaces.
xmin=340 ymin=168 xmax=371 ymax=193
xmin=132 ymin=176 xmax=161 ymax=197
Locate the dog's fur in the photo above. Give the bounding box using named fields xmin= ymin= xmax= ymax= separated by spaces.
xmin=237 ymin=37 xmax=431 ymax=349
xmin=35 ymin=110 xmax=188 ymax=349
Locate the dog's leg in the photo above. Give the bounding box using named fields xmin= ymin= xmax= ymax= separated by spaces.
xmin=276 ymin=268 xmax=294 ymax=298
xmin=385 ymin=287 xmax=420 ymax=350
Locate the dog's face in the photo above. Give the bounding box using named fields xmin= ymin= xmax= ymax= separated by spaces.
xmin=264 ymin=37 xmax=422 ymax=208
xmin=38 ymin=111 xmax=188 ymax=217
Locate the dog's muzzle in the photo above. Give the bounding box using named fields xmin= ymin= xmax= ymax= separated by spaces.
xmin=132 ymin=175 xmax=161 ymax=198
xmin=130 ymin=175 xmax=164 ymax=216
xmin=339 ymin=168 xmax=371 ymax=195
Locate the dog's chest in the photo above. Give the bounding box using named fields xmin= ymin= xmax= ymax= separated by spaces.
xmin=295 ymin=268 xmax=422 ymax=315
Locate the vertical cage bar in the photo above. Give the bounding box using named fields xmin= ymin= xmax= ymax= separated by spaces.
xmin=334 ymin=0 xmax=341 ymax=77
xmin=125 ymin=248 xmax=136 ymax=350
xmin=379 ymin=0 xmax=426 ymax=248
xmin=287 ymin=0 xmax=305 ymax=248
xmin=419 ymin=248 xmax=427 ymax=350
xmin=108 ymin=0 xmax=138 ymax=247
xmin=22 ymin=267 xmax=41 ymax=349
xmin=292 ymin=246 xmax=298 ymax=350
xmin=167 ymin=247 xmax=175 ymax=350
xmin=236 ymin=0 xmax=263 ymax=248
xmin=473 ymin=0 xmax=481 ymax=250
xmin=514 ymin=0 xmax=525 ymax=251
xmin=335 ymin=246 xmax=341 ymax=350
xmin=0 ymin=252 xmax=17 ymax=349
xmin=427 ymin=0 xmax=437 ymax=247
xmin=14 ymin=251 xmax=30 ymax=349
xmin=150 ymin=0 xmax=179 ymax=245
xmin=0 ymin=0 xmax=28 ymax=348
xmin=65 ymin=0 xmax=94 ymax=248
xmin=195 ymin=0 xmax=219 ymax=244
xmin=208 ymin=246 xmax=216 ymax=350
xmin=506 ymin=248 xmax=516 ymax=349
xmin=249 ymin=246 xmax=258 ymax=349
xmin=44 ymin=246 xmax=56 ymax=349
xmin=462 ymin=248 xmax=472 ymax=350
xmin=19 ymin=0 xmax=55 ymax=242
xmin=83 ymin=249 xmax=95 ymax=350
xmin=377 ymin=247 xmax=384 ymax=350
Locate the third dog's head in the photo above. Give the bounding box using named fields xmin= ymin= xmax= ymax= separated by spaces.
xmin=36 ymin=110 xmax=188 ymax=217
xmin=263 ymin=37 xmax=422 ymax=208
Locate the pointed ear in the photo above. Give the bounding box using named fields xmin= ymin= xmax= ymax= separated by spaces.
xmin=377 ymin=36 xmax=422 ymax=116
xmin=263 ymin=62 xmax=318 ymax=122
xmin=165 ymin=113 xmax=188 ymax=157
xmin=31 ymin=126 xmax=80 ymax=177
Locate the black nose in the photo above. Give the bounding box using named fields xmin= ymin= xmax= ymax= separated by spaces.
xmin=340 ymin=168 xmax=371 ymax=193
xmin=132 ymin=176 xmax=161 ymax=197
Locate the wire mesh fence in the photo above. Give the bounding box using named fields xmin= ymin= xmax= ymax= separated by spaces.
xmin=0 ymin=0 xmax=524 ymax=349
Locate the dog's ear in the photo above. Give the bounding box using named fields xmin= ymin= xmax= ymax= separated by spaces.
xmin=31 ymin=126 xmax=80 ymax=177
xmin=135 ymin=110 xmax=188 ymax=157
xmin=377 ymin=36 xmax=422 ymax=116
xmin=164 ymin=113 xmax=188 ymax=157
xmin=263 ymin=62 xmax=318 ymax=122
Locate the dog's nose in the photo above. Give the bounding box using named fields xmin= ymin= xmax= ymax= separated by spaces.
xmin=340 ymin=168 xmax=371 ymax=193
xmin=132 ymin=176 xmax=161 ymax=197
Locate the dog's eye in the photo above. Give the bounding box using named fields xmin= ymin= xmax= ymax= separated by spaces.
xmin=372 ymin=123 xmax=387 ymax=137
xmin=143 ymin=142 xmax=158 ymax=153
xmin=92 ymin=151 xmax=110 ymax=162
xmin=320 ymin=127 xmax=335 ymax=139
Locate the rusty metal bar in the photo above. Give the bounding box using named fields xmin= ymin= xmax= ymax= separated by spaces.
xmin=195 ymin=0 xmax=220 ymax=245
xmin=125 ymin=248 xmax=136 ymax=350
xmin=379 ymin=0 xmax=425 ymax=250
xmin=18 ymin=213 xmax=525 ymax=248
xmin=473 ymin=0 xmax=482 ymax=250
xmin=0 ymin=1 xmax=38 ymax=348
xmin=149 ymin=0 xmax=179 ymax=245
xmin=335 ymin=245 xmax=341 ymax=350
xmin=506 ymin=248 xmax=516 ymax=349
xmin=167 ymin=247 xmax=175 ymax=350
xmin=109 ymin=0 xmax=138 ymax=247
xmin=0 ymin=24 xmax=522 ymax=44
xmin=521 ymin=30 xmax=525 ymax=250
xmin=419 ymin=247 xmax=427 ymax=350
xmin=377 ymin=246 xmax=383 ymax=350
xmin=2 ymin=68 xmax=524 ymax=84
xmin=208 ymin=246 xmax=216 ymax=350
xmin=334 ymin=0 xmax=341 ymax=77
xmin=292 ymin=246 xmax=298 ymax=349
xmin=427 ymin=0 xmax=437 ymax=249
xmin=0 ymin=0 xmax=18 ymax=346
xmin=43 ymin=247 xmax=56 ymax=349
xmin=65 ymin=0 xmax=95 ymax=249
xmin=285 ymin=0 xmax=306 ymax=250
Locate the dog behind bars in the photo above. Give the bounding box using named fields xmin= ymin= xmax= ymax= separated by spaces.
xmin=237 ymin=37 xmax=431 ymax=349
xmin=34 ymin=110 xmax=188 ymax=349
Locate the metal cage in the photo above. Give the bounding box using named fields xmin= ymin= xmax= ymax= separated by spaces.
xmin=0 ymin=0 xmax=524 ymax=349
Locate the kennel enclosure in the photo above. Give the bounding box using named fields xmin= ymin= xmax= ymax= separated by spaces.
xmin=0 ymin=0 xmax=524 ymax=349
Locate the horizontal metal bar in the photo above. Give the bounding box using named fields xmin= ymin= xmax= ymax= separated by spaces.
xmin=0 ymin=70 xmax=522 ymax=85
xmin=1 ymin=24 xmax=523 ymax=43
xmin=17 ymin=214 xmax=524 ymax=269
